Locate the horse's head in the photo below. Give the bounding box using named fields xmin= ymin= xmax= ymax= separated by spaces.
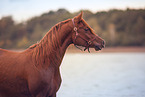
xmin=71 ymin=12 xmax=105 ymax=52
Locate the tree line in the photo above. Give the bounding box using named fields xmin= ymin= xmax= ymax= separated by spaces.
xmin=0 ymin=8 xmax=145 ymax=49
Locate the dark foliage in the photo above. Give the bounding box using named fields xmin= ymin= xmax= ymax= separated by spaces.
xmin=0 ymin=8 xmax=145 ymax=49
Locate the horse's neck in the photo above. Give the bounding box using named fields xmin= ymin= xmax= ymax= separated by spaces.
xmin=31 ymin=22 xmax=72 ymax=68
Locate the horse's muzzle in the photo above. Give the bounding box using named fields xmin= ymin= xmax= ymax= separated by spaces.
xmin=94 ymin=40 xmax=105 ymax=51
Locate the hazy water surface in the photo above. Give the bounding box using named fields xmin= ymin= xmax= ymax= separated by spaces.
xmin=57 ymin=53 xmax=145 ymax=97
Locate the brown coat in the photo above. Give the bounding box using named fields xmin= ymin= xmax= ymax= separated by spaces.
xmin=0 ymin=12 xmax=104 ymax=97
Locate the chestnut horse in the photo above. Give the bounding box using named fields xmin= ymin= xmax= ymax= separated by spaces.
xmin=0 ymin=12 xmax=105 ymax=97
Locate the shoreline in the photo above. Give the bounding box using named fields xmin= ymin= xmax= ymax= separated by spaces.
xmin=4 ymin=46 xmax=145 ymax=53
xmin=66 ymin=46 xmax=145 ymax=53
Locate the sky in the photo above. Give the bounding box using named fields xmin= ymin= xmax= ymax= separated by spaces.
xmin=0 ymin=0 xmax=145 ymax=22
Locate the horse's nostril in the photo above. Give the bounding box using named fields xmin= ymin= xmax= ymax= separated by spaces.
xmin=102 ymin=41 xmax=104 ymax=45
xmin=102 ymin=40 xmax=105 ymax=48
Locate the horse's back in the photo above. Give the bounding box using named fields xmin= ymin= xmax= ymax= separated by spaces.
xmin=0 ymin=48 xmax=27 ymax=72
xmin=0 ymin=48 xmax=17 ymax=65
xmin=0 ymin=48 xmax=16 ymax=56
xmin=0 ymin=48 xmax=32 ymax=97
xmin=0 ymin=48 xmax=7 ymax=56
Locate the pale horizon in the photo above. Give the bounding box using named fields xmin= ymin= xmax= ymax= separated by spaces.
xmin=0 ymin=0 xmax=145 ymax=22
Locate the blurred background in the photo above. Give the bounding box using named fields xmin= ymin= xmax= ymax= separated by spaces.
xmin=0 ymin=0 xmax=145 ymax=49
xmin=0 ymin=0 xmax=145 ymax=97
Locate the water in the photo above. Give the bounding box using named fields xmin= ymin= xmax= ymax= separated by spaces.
xmin=57 ymin=53 xmax=145 ymax=97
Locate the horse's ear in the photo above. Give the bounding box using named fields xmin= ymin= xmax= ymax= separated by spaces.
xmin=75 ymin=11 xmax=83 ymax=23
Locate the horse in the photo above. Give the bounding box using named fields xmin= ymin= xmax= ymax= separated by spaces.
xmin=0 ymin=12 xmax=105 ymax=97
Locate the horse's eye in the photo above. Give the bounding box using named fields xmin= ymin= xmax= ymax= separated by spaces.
xmin=84 ymin=28 xmax=89 ymax=31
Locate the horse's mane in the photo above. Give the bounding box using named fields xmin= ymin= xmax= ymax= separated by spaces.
xmin=28 ymin=19 xmax=71 ymax=67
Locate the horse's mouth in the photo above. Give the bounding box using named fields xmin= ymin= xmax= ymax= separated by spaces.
xmin=95 ymin=46 xmax=102 ymax=51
